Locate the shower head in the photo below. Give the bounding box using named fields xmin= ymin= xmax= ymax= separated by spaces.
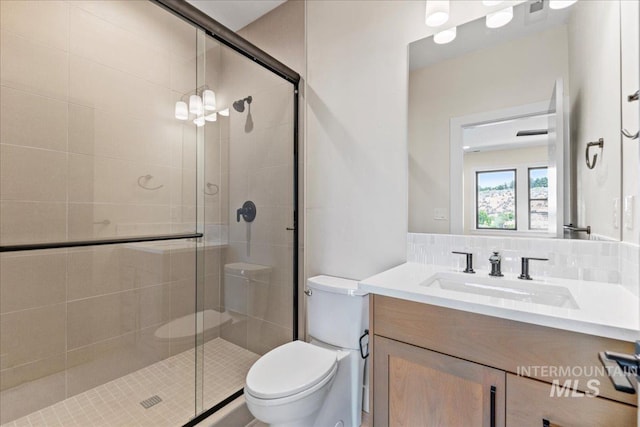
xmin=233 ymin=100 xmax=245 ymax=112
xmin=232 ymin=96 xmax=253 ymax=113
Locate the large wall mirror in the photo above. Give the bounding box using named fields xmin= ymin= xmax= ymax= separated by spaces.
xmin=408 ymin=0 xmax=638 ymax=241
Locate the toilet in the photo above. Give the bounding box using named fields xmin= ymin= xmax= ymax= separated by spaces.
xmin=244 ymin=275 xmax=369 ymax=427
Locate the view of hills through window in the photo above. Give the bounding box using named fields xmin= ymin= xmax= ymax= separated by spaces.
xmin=476 ymin=170 xmax=516 ymax=229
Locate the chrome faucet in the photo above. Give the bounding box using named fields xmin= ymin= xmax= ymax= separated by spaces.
xmin=489 ymin=251 xmax=503 ymax=277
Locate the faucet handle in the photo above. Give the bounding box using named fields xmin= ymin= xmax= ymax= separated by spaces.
xmin=518 ymin=257 xmax=549 ymax=280
xmin=452 ymin=251 xmax=475 ymax=274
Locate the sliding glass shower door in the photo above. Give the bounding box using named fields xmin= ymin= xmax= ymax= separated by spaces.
xmin=0 ymin=1 xmax=297 ymax=425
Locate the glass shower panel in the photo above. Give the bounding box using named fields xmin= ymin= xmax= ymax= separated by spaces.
xmin=199 ymin=32 xmax=295 ymax=411
xmin=0 ymin=1 xmax=202 ymax=425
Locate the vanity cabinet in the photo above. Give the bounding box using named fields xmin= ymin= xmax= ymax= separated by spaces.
xmin=375 ymin=336 xmax=505 ymax=426
xmin=371 ymin=295 xmax=637 ymax=427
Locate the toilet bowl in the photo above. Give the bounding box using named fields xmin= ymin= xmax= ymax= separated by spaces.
xmin=245 ymin=340 xmax=338 ymax=427
xmin=245 ymin=275 xmax=369 ymax=427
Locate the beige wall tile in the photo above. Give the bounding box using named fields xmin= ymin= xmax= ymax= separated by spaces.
xmin=67 ymin=247 xmax=136 ymax=301
xmin=0 ymin=370 xmax=65 ymax=424
xmin=138 ymin=284 xmax=171 ymax=329
xmin=247 ymin=317 xmax=291 ymax=356
xmin=0 ymin=252 xmax=66 ymax=313
xmin=0 ymin=303 xmax=66 ymax=369
xmin=0 ymin=0 xmax=69 ymax=51
xmin=0 ymin=354 xmax=65 ymax=391
xmin=70 ymin=6 xmax=170 ymax=87
xmin=72 ymin=1 xmax=175 ymax=51
xmin=66 ymin=291 xmax=137 ymax=350
xmin=0 ymin=87 xmax=68 ymax=152
xmin=0 ymin=31 xmax=68 ymax=101
xmin=69 ymin=55 xmax=172 ymax=121
xmin=0 ymin=144 xmax=67 ymax=202
xmin=0 ymin=201 xmax=66 ymax=245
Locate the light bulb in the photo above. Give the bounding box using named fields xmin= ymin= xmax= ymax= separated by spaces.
xmin=189 ymin=94 xmax=203 ymax=115
xmin=482 ymin=0 xmax=504 ymax=5
xmin=193 ymin=115 xmax=205 ymax=127
xmin=425 ymin=0 xmax=449 ymax=27
xmin=486 ymin=6 xmax=513 ymax=28
xmin=218 ymin=108 xmax=230 ymax=117
xmin=433 ymin=27 xmax=456 ymax=44
xmin=203 ymin=90 xmax=216 ymax=111
xmin=205 ymin=112 xmax=217 ymax=122
xmin=549 ymin=0 xmax=577 ymax=9
xmin=174 ymin=101 xmax=188 ymax=120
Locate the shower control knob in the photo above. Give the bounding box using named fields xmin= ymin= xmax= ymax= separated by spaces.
xmin=304 ymin=289 xmax=312 ymax=296
xmin=236 ymin=201 xmax=257 ymax=223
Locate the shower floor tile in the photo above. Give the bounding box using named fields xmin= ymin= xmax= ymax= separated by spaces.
xmin=1 ymin=338 xmax=259 ymax=427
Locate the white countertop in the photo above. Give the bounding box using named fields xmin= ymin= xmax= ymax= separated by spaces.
xmin=359 ymin=262 xmax=639 ymax=342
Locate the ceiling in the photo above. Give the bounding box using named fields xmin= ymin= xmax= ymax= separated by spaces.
xmin=186 ymin=0 xmax=286 ymax=31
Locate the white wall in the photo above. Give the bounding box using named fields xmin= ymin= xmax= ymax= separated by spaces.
xmin=568 ymin=0 xmax=621 ymax=240
xmin=408 ymin=26 xmax=569 ymax=234
xmin=305 ymin=0 xmax=524 ymax=280
xmin=620 ymin=0 xmax=639 ymax=244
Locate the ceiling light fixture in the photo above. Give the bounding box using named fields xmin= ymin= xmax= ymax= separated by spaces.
xmin=174 ymin=101 xmax=188 ymax=121
xmin=218 ymin=108 xmax=230 ymax=117
xmin=481 ymin=0 xmax=504 ymax=5
xmin=193 ymin=115 xmax=205 ymax=127
xmin=204 ymin=112 xmax=217 ymax=122
xmin=486 ymin=6 xmax=513 ymax=28
xmin=189 ymin=94 xmax=203 ymax=115
xmin=425 ymin=0 xmax=450 ymax=27
xmin=203 ymin=89 xmax=216 ymax=111
xmin=434 ymin=27 xmax=457 ymax=44
xmin=549 ymin=0 xmax=578 ymax=9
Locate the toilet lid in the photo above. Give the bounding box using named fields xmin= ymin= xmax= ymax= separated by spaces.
xmin=245 ymin=340 xmax=337 ymax=399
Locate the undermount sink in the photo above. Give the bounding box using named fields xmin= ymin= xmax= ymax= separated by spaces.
xmin=422 ymin=272 xmax=579 ymax=309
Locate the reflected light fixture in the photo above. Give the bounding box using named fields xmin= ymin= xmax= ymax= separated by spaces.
xmin=189 ymin=94 xmax=203 ymax=115
xmin=193 ymin=115 xmax=205 ymax=127
xmin=434 ymin=27 xmax=456 ymax=44
xmin=425 ymin=0 xmax=449 ymax=27
xmin=486 ymin=6 xmax=513 ymax=28
xmin=174 ymin=101 xmax=188 ymax=120
xmin=549 ymin=0 xmax=577 ymax=9
xmin=203 ymin=90 xmax=216 ymax=111
xmin=205 ymin=112 xmax=217 ymax=122
xmin=481 ymin=0 xmax=504 ymax=5
xmin=218 ymin=108 xmax=230 ymax=117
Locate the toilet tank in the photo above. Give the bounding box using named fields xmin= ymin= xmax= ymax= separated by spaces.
xmin=224 ymin=263 xmax=271 ymax=315
xmin=307 ymin=275 xmax=369 ymax=350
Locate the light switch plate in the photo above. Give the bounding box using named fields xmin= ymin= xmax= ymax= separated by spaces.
xmin=434 ymin=208 xmax=448 ymax=221
xmin=624 ymin=195 xmax=634 ymax=230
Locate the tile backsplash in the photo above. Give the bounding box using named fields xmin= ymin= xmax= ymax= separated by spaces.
xmin=408 ymin=233 xmax=639 ymax=296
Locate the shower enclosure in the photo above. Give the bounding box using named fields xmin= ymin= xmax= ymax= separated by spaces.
xmin=0 ymin=1 xmax=299 ymax=425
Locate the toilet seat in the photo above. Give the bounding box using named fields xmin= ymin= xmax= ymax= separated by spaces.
xmin=245 ymin=340 xmax=337 ymax=400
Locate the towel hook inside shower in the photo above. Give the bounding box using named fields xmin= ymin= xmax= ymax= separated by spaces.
xmin=585 ymin=138 xmax=604 ymax=170
xmin=204 ymin=182 xmax=219 ymax=196
xmin=137 ymin=174 xmax=163 ymax=191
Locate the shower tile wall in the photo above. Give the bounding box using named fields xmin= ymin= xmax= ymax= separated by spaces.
xmin=0 ymin=1 xmax=208 ymax=423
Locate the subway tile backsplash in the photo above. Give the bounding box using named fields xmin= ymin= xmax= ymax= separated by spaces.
xmin=408 ymin=233 xmax=639 ymax=296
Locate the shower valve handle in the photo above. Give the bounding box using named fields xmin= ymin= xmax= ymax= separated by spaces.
xmin=237 ymin=201 xmax=257 ymax=223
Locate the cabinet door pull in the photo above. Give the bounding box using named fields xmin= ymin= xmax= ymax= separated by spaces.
xmin=543 ymin=418 xmax=562 ymax=427
xmin=490 ymin=385 xmax=496 ymax=427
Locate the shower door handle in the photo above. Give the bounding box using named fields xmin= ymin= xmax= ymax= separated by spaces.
xmin=236 ymin=201 xmax=257 ymax=223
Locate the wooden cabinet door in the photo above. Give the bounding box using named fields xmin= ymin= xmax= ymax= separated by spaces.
xmin=506 ymin=373 xmax=636 ymax=427
xmin=374 ymin=335 xmax=505 ymax=427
